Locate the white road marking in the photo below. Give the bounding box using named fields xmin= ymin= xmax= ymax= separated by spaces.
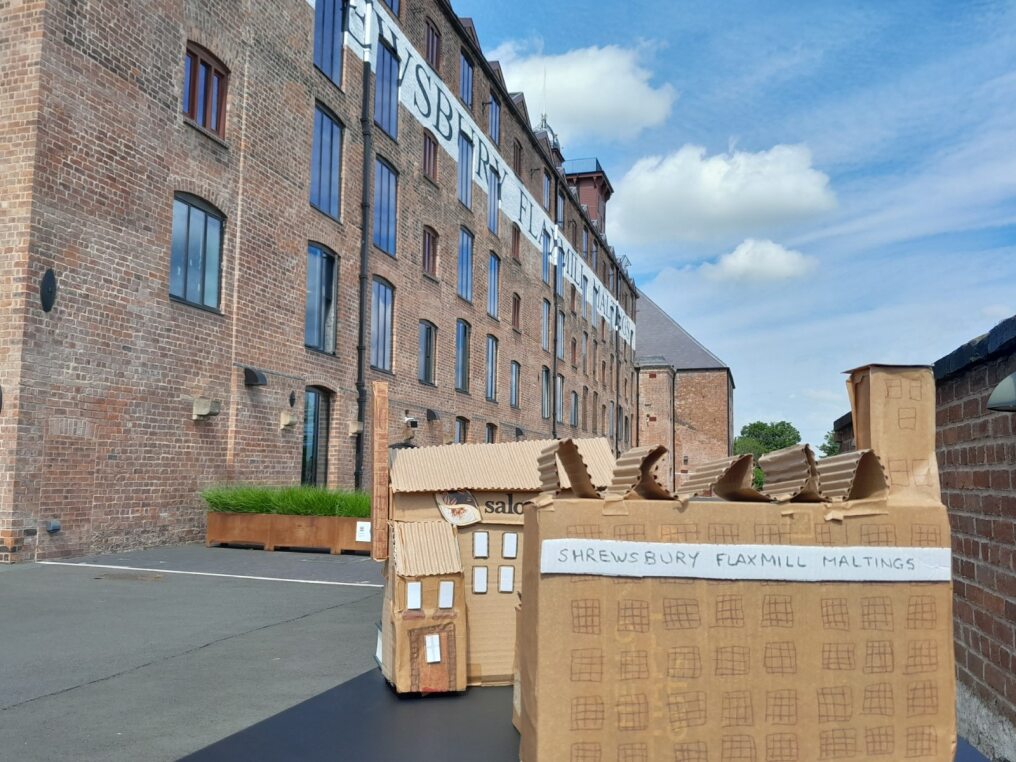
xmin=36 ymin=561 xmax=383 ymax=588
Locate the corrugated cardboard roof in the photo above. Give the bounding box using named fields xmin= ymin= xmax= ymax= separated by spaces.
xmin=389 ymin=438 xmax=615 ymax=493
xmin=760 ymin=444 xmax=822 ymax=502
xmin=391 ymin=521 xmax=462 ymax=577
xmin=634 ymin=290 xmax=730 ymax=375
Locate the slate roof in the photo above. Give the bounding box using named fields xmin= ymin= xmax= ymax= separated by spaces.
xmin=634 ymin=290 xmax=730 ymax=375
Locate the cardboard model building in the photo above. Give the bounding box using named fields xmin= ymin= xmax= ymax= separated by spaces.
xmin=517 ymin=365 xmax=956 ymax=762
xmin=376 ymin=438 xmax=616 ymax=693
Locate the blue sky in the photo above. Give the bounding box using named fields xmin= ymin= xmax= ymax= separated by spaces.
xmin=459 ymin=0 xmax=1016 ymax=446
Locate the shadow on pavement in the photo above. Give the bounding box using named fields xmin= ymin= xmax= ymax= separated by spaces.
xmin=182 ymin=669 xmax=520 ymax=761
xmin=184 ymin=668 xmax=990 ymax=762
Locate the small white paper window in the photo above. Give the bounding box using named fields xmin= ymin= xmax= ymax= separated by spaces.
xmin=502 ymin=532 xmax=518 ymax=559
xmin=406 ymin=580 xmax=422 ymax=610
xmin=424 ymin=633 xmax=441 ymax=663
xmin=355 ymin=521 xmax=371 ymax=543
xmin=498 ymin=565 xmax=514 ymax=593
xmin=438 ymin=580 xmax=455 ymax=609
xmin=472 ymin=566 xmax=488 ymax=593
xmin=473 ymin=531 xmax=489 ymax=558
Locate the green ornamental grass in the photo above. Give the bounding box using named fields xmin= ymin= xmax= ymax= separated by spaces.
xmin=201 ymin=485 xmax=371 ymax=518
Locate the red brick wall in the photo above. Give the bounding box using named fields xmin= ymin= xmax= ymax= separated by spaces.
xmin=1 ymin=0 xmax=637 ymax=561
xmin=673 ymin=369 xmax=732 ymax=486
xmin=0 ymin=1 xmax=47 ymax=563
xmin=938 ymin=350 xmax=1016 ymax=757
xmin=636 ymin=365 xmax=675 ymax=491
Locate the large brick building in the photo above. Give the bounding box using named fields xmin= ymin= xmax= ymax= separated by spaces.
xmin=0 ymin=0 xmax=651 ymax=561
xmin=832 ymin=315 xmax=1016 ymax=761
xmin=635 ymin=291 xmax=733 ymax=490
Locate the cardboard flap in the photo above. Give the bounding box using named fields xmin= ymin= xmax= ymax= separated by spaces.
xmin=606 ymin=445 xmax=673 ymax=499
xmin=536 ymin=440 xmax=562 ymax=498
xmin=815 ymin=449 xmax=888 ymax=501
xmin=679 ymin=454 xmax=770 ymax=502
xmin=760 ymin=443 xmax=825 ymax=502
xmin=554 ymin=439 xmax=600 ymax=499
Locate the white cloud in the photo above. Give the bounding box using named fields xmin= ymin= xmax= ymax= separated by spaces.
xmin=700 ymin=239 xmax=817 ymax=282
xmin=612 ymin=144 xmax=836 ymax=247
xmin=489 ymin=40 xmax=676 ymax=144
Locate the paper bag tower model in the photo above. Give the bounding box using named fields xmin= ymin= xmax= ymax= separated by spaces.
xmin=375 ymin=438 xmax=616 ymax=694
xmin=517 ymin=365 xmax=956 ymax=762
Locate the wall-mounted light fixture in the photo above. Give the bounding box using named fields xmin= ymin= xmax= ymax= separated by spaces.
xmin=243 ymin=367 xmax=267 ymax=386
xmin=987 ymin=372 xmax=1016 ymax=412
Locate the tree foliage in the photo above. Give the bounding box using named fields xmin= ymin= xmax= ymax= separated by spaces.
xmin=732 ymin=420 xmax=803 ymax=489
xmin=819 ymin=430 xmax=841 ymax=458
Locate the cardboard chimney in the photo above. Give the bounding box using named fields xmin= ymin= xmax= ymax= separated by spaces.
xmin=516 ymin=366 xmax=955 ymax=762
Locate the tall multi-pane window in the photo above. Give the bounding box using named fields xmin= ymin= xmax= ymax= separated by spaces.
xmin=512 ymin=139 xmax=523 ymax=176
xmin=485 ymin=423 xmax=497 ymax=444
xmin=556 ymin=189 xmax=565 ymax=227
xmin=422 ymin=226 xmax=438 ymax=277
xmin=373 ymin=157 xmax=397 ymax=255
xmin=555 ymin=374 xmax=565 ymax=423
xmin=608 ymin=401 xmax=615 ymax=438
xmin=540 ymin=367 xmax=551 ymax=419
xmin=313 ymin=0 xmax=344 ymax=87
xmin=454 ymin=416 xmax=469 ymax=443
xmin=455 ymin=320 xmax=471 ymax=391
xmin=581 ymin=275 xmax=589 ymax=320
xmin=425 ymin=18 xmax=441 ymax=71
xmin=170 ymin=193 xmax=222 ymax=310
xmin=582 ymin=332 xmax=588 ymax=373
xmin=487 ymin=169 xmax=499 ymax=234
xmin=511 ymin=293 xmax=521 ymax=330
xmin=582 ymin=387 xmax=588 ymax=430
xmin=457 ymin=228 xmax=473 ymax=301
xmin=592 ymin=391 xmax=599 ymax=433
xmin=541 ymin=300 xmax=551 ymax=351
xmin=305 ymin=243 xmax=337 ymax=352
xmin=459 ymin=51 xmax=473 ymax=107
xmin=487 ymin=253 xmax=500 ymax=317
xmin=510 ymin=361 xmax=520 ymax=408
xmin=542 ymin=170 xmax=551 ymax=209
xmin=310 ymin=105 xmax=343 ymax=219
xmin=592 ymin=241 xmax=598 ymax=270
xmin=556 ymin=311 xmax=565 ymax=359
xmin=570 ymin=338 xmax=578 ymax=367
xmin=555 ymin=247 xmax=563 ymax=295
xmin=541 ymin=232 xmax=551 ymax=283
xmin=569 ymin=391 xmax=579 ymax=426
xmin=488 ymin=94 xmax=501 ymax=144
xmin=582 ymin=227 xmax=589 ymax=260
xmin=182 ymin=43 xmax=229 ymax=137
xmin=511 ymin=225 xmax=521 ymax=261
xmin=423 ymin=131 xmax=438 ymax=181
xmin=302 ymin=387 xmax=331 ymax=486
xmin=370 ymin=277 xmax=393 ymax=371
xmin=418 ymin=320 xmax=436 ymax=384
xmin=381 ymin=0 xmax=399 ymax=14
xmin=374 ymin=40 xmax=399 ymax=138
xmin=457 ymin=134 xmax=473 ymax=207
xmin=485 ymin=335 xmax=498 ymax=401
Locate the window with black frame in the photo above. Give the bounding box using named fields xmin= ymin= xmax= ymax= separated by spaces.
xmin=305 ymin=243 xmax=337 ymax=352
xmin=170 ymin=193 xmax=223 ymax=310
xmin=302 ymin=387 xmax=331 ymax=486
xmin=370 ymin=277 xmax=394 ymax=371
xmin=310 ymin=104 xmax=343 ymax=219
xmin=418 ymin=320 xmax=436 ymax=384
xmin=313 ymin=0 xmax=344 ymax=86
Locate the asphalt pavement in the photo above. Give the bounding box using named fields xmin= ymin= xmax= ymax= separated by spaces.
xmin=0 ymin=544 xmax=994 ymax=761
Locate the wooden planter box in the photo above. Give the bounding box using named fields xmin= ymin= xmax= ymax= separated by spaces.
xmin=206 ymin=512 xmax=371 ymax=554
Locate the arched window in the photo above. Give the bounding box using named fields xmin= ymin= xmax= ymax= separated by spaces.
xmin=302 ymin=386 xmax=332 ymax=486
xmin=305 ymin=242 xmax=337 ymax=352
xmin=182 ymin=42 xmax=229 ymax=137
xmin=422 ymin=226 xmax=438 ymax=277
xmin=170 ymin=193 xmax=223 ymax=310
xmin=511 ymin=293 xmax=521 ymax=330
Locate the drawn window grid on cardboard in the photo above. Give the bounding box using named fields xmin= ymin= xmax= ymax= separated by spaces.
xmin=862 ymin=682 xmax=894 ymax=716
xmin=904 ymin=640 xmax=939 ymax=674
xmin=720 ymin=690 xmax=753 ymax=728
xmin=672 ymin=741 xmax=708 ymax=762
xmin=617 ymin=742 xmax=648 ymax=762
xmin=720 ymin=734 xmax=757 ymax=762
xmin=616 ymin=692 xmax=650 ymax=731
xmin=667 ymin=690 xmax=707 ymax=730
xmin=819 ymin=728 xmax=857 ymax=759
xmin=569 ymin=742 xmax=601 ymax=762
xmin=765 ymin=732 xmax=799 ymax=762
xmin=907 ymin=726 xmax=938 ymax=757
xmin=668 ymin=646 xmax=702 ymax=679
xmin=865 ymin=725 xmax=895 ymax=756
xmin=765 ymin=689 xmax=798 ymax=725
xmin=619 ymin=650 xmax=650 ymax=681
